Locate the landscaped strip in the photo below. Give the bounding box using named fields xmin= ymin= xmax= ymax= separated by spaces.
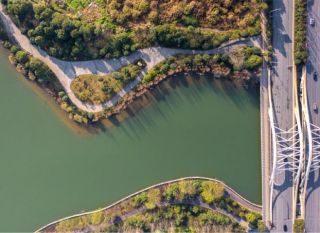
xmin=293 ymin=219 xmax=305 ymax=233
xmin=35 ymin=177 xmax=262 ymax=233
xmin=294 ymin=0 xmax=307 ymax=65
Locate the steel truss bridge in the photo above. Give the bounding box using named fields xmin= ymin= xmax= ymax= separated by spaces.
xmin=267 ymin=67 xmax=320 ymax=226
xmin=267 ymin=68 xmax=304 ymax=224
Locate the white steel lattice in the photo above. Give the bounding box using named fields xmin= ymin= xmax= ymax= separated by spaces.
xmin=309 ymin=123 xmax=320 ymax=172
xmin=272 ymin=124 xmax=301 ymax=175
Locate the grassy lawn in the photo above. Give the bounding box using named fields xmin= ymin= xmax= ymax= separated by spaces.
xmin=70 ymin=59 xmax=146 ymax=104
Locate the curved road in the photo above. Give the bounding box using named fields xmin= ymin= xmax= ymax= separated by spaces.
xmin=0 ymin=3 xmax=261 ymax=112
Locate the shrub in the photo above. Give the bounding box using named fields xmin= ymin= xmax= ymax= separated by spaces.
xmin=245 ymin=55 xmax=263 ymax=70
xmin=15 ymin=50 xmax=28 ymax=64
xmin=10 ymin=45 xmax=19 ymax=54
xmin=145 ymin=188 xmax=161 ymax=210
xmin=89 ymin=211 xmax=105 ymax=225
xmin=178 ymin=181 xmax=201 ymax=200
xmin=294 ymin=219 xmax=304 ymax=233
xmin=164 ymin=184 xmax=179 ymax=202
xmin=245 ymin=212 xmax=260 ymax=228
xmin=258 ymin=220 xmax=267 ymax=232
xmin=132 ymin=192 xmax=148 ymax=207
xmin=200 ymin=181 xmax=224 ymax=204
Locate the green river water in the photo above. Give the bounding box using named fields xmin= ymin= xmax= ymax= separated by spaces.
xmin=0 ymin=47 xmax=261 ymax=231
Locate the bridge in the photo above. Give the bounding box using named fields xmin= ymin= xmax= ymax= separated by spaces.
xmin=262 ymin=0 xmax=320 ymax=232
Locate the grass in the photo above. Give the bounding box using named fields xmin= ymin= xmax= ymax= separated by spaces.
xmin=71 ymin=59 xmax=146 ymax=104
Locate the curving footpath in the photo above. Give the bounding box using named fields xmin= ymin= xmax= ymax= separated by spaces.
xmin=82 ymin=200 xmax=250 ymax=232
xmin=34 ymin=176 xmax=262 ymax=232
xmin=0 ymin=3 xmax=261 ymax=113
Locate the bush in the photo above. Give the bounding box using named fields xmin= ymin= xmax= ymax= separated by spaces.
xmin=15 ymin=50 xmax=28 ymax=63
xmin=200 ymin=181 xmax=225 ymax=204
xmin=10 ymin=45 xmax=19 ymax=54
xmin=245 ymin=212 xmax=260 ymax=228
xmin=245 ymin=55 xmax=263 ymax=70
xmin=132 ymin=192 xmax=148 ymax=207
xmin=294 ymin=219 xmax=304 ymax=233
xmin=89 ymin=211 xmax=105 ymax=225
xmin=258 ymin=220 xmax=267 ymax=232
xmin=164 ymin=184 xmax=179 ymax=202
xmin=145 ymin=188 xmax=161 ymax=210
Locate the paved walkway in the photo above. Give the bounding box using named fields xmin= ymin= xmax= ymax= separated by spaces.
xmin=0 ymin=4 xmax=261 ymax=112
xmin=84 ymin=199 xmax=250 ymax=233
xmin=35 ymin=177 xmax=261 ymax=232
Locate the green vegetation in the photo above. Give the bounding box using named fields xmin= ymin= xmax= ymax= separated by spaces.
xmin=71 ymin=59 xmax=146 ymax=104
xmin=257 ymin=220 xmax=267 ymax=232
xmin=294 ymin=0 xmax=307 ymax=64
xmin=294 ymin=219 xmax=305 ymax=233
xmin=143 ymin=46 xmax=262 ymax=84
xmin=41 ymin=179 xmax=261 ymax=232
xmin=263 ymin=0 xmax=273 ymax=63
xmin=1 ymin=38 xmax=94 ymax=124
xmin=106 ymin=204 xmax=244 ymax=233
xmin=0 ymin=17 xmax=8 ymax=40
xmin=3 ymin=0 xmax=263 ymax=60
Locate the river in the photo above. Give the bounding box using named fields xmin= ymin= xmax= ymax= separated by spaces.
xmin=0 ymin=47 xmax=261 ymax=231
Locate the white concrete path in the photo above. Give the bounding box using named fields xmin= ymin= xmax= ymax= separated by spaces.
xmin=0 ymin=4 xmax=261 ymax=112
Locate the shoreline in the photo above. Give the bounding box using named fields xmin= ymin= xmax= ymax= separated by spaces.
xmin=100 ymin=66 xmax=260 ymax=121
xmin=2 ymin=35 xmax=261 ymax=126
xmin=35 ymin=176 xmax=262 ymax=232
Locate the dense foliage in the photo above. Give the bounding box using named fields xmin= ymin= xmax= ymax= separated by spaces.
xmin=44 ymin=179 xmax=262 ymax=232
xmin=3 ymin=0 xmax=263 ymax=60
xmin=294 ymin=219 xmax=305 ymax=233
xmin=0 ymin=17 xmax=8 ymax=40
xmin=294 ymin=0 xmax=307 ymax=64
xmin=143 ymin=46 xmax=262 ymax=83
xmin=71 ymin=59 xmax=146 ymax=104
xmin=1 ymin=39 xmax=93 ymax=124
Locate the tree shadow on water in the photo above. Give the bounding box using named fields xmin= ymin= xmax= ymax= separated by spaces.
xmin=89 ymin=73 xmax=260 ymax=137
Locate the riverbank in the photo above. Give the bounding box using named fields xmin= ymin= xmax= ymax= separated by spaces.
xmin=36 ymin=177 xmax=263 ymax=233
xmin=0 ymin=49 xmax=261 ymax=230
xmin=0 ymin=1 xmax=261 ymax=113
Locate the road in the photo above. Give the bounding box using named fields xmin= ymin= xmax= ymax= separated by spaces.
xmin=305 ymin=0 xmax=320 ymax=232
xmin=270 ymin=0 xmax=295 ymax=231
xmin=260 ymin=6 xmax=271 ymax=225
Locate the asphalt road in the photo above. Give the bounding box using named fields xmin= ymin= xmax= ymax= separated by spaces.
xmin=270 ymin=0 xmax=294 ymax=231
xmin=305 ymin=0 xmax=320 ymax=232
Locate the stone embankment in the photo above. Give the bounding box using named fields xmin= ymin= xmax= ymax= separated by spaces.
xmin=0 ymin=3 xmax=261 ymax=113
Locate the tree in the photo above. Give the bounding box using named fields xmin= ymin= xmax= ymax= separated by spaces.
xmin=15 ymin=50 xmax=28 ymax=63
xmin=245 ymin=212 xmax=260 ymax=228
xmin=245 ymin=55 xmax=262 ymax=70
xmin=7 ymin=0 xmax=33 ymax=23
xmin=27 ymin=58 xmax=51 ymax=80
xmin=200 ymin=181 xmax=225 ymax=204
